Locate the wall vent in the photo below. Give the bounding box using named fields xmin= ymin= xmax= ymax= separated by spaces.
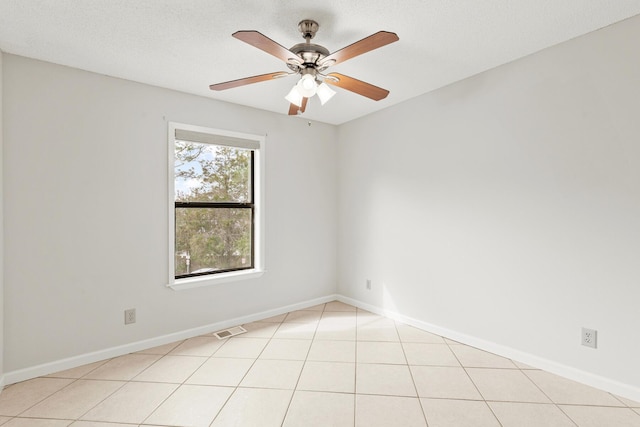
xmin=213 ymin=325 xmax=247 ymax=340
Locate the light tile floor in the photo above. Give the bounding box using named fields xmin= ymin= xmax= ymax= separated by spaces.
xmin=1 ymin=300 xmax=639 ymax=426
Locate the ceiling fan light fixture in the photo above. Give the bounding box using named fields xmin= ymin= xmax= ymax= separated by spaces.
xmin=316 ymin=82 xmax=336 ymax=105
xmin=211 ymin=22 xmax=399 ymax=115
xmin=296 ymin=74 xmax=318 ymax=97
xmin=285 ymin=85 xmax=304 ymax=107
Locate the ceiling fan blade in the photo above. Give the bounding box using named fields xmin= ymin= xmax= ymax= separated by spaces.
xmin=319 ymin=31 xmax=398 ymax=67
xmin=325 ymin=73 xmax=390 ymax=101
xmin=233 ymin=30 xmax=300 ymax=64
xmin=209 ymin=71 xmax=289 ymax=91
xmin=288 ymin=97 xmax=308 ymax=115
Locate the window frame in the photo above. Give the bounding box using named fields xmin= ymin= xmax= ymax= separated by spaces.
xmin=167 ymin=122 xmax=265 ymax=291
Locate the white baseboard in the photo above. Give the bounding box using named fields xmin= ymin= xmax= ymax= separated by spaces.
xmin=5 ymin=292 xmax=640 ymax=404
xmin=3 ymin=294 xmax=338 ymax=386
xmin=337 ymin=295 xmax=640 ymax=403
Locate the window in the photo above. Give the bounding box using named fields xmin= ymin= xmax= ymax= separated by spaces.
xmin=168 ymin=123 xmax=264 ymax=290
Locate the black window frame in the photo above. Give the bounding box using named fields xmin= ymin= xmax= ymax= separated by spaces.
xmin=174 ymin=148 xmax=255 ymax=280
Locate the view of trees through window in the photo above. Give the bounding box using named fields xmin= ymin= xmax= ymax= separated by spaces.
xmin=174 ymin=140 xmax=253 ymax=277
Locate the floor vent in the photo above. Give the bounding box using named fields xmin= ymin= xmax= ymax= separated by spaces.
xmin=213 ymin=325 xmax=247 ymax=340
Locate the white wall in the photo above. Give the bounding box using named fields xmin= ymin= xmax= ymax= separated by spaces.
xmin=3 ymin=54 xmax=338 ymax=373
xmin=338 ymin=14 xmax=640 ymax=394
xmin=0 ymin=50 xmax=5 ymax=388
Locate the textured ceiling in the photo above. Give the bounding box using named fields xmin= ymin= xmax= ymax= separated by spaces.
xmin=1 ymin=1 xmax=639 ymax=125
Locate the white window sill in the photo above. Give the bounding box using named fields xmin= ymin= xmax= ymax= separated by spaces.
xmin=167 ymin=269 xmax=264 ymax=291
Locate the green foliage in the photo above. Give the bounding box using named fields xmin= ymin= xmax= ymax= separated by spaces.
xmin=174 ymin=142 xmax=252 ymax=276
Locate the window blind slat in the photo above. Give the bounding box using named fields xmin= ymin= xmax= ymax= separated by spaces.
xmin=175 ymin=129 xmax=259 ymax=150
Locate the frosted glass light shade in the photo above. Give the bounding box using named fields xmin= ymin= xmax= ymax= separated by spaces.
xmin=316 ymin=82 xmax=336 ymax=105
xmin=285 ymin=85 xmax=303 ymax=107
xmin=296 ymin=74 xmax=318 ymax=97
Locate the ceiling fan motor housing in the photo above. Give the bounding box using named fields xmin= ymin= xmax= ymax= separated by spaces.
xmin=289 ymin=43 xmax=329 ymax=67
xmin=288 ymin=20 xmax=330 ymax=73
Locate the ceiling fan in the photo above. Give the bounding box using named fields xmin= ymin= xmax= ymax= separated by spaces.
xmin=209 ymin=20 xmax=399 ymax=115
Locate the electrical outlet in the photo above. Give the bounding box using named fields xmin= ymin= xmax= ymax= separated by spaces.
xmin=581 ymin=327 xmax=597 ymax=349
xmin=124 ymin=308 xmax=136 ymax=325
xmin=366 ymin=279 xmax=372 ymax=290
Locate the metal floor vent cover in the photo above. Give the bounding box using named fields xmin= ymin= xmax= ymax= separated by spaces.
xmin=213 ymin=325 xmax=247 ymax=339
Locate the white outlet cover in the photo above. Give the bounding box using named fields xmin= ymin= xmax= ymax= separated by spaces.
xmin=581 ymin=327 xmax=597 ymax=349
xmin=124 ymin=309 xmax=136 ymax=325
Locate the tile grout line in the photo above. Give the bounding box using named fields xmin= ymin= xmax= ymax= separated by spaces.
xmin=207 ymin=314 xmax=288 ymax=427
xmin=517 ymin=367 xmax=580 ymax=427
xmin=555 ymin=405 xmax=585 ymax=427
xmin=444 ymin=337 xmax=505 ymax=427
xmin=14 ymin=363 xmax=131 ymax=423
xmin=77 ymin=351 xmax=172 ymax=423
xmin=61 ymin=378 xmax=128 ymax=423
xmin=393 ymin=319 xmax=431 ymax=427
xmin=611 ymin=393 xmax=634 ymax=408
xmin=135 ymin=335 xmax=234 ymax=426
xmin=279 ymin=303 xmax=324 ymax=427
xmin=4 ymin=361 xmax=103 ymax=420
